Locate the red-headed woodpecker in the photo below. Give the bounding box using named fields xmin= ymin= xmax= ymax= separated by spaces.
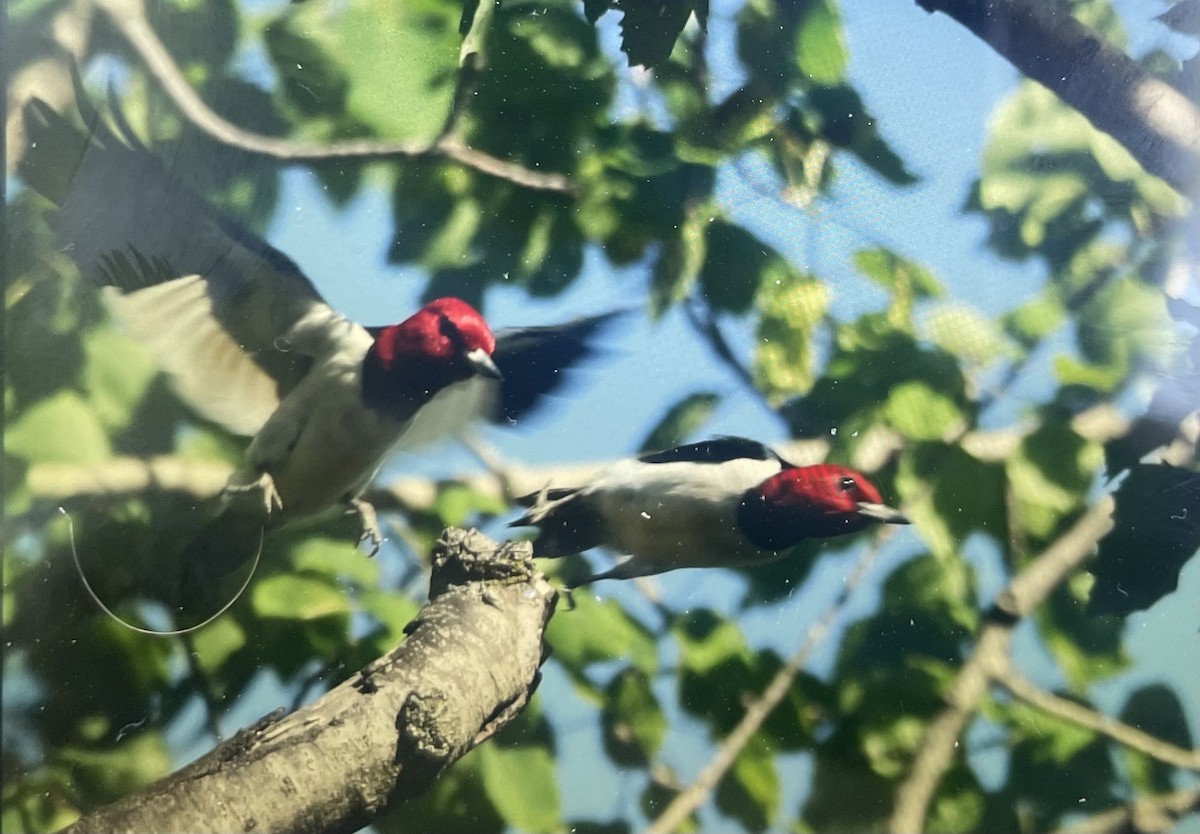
xmin=512 ymin=437 xmax=909 ymax=585
xmin=20 ymin=96 xmax=616 ymax=598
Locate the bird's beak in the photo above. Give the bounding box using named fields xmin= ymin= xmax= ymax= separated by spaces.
xmin=465 ymin=347 xmax=504 ymax=380
xmin=857 ymin=502 xmax=910 ymax=524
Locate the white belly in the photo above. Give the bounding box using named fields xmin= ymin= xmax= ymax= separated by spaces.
xmin=591 ymin=457 xmax=782 ymax=570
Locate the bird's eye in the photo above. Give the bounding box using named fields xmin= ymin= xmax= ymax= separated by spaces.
xmin=438 ymin=314 xmax=465 ymax=345
xmin=839 ymin=476 xmax=856 ymax=492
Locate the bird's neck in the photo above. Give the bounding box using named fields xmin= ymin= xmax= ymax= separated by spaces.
xmin=736 ymin=490 xmax=858 ymax=551
xmin=360 ymin=345 xmax=465 ymax=421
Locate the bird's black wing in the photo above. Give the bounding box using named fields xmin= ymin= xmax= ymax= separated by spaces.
xmin=489 ymin=311 xmax=624 ymax=425
xmin=638 ymin=436 xmax=783 ymax=465
xmin=19 ymin=94 xmax=364 ymax=437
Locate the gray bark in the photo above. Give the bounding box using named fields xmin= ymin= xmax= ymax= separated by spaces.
xmin=58 ymin=528 xmax=558 ymax=834
xmin=917 ymin=0 xmax=1200 ymax=195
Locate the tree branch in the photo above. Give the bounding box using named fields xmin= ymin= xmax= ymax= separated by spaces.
xmin=24 ymin=403 xmax=1145 ymax=509
xmin=1052 ymin=786 xmax=1200 ymax=834
xmin=889 ymin=496 xmax=1117 ymax=833
xmin=92 ymin=0 xmax=574 ymax=194
xmin=645 ymin=530 xmax=894 ymax=834
xmin=994 ymin=660 xmax=1200 ymax=772
xmin=915 ymin=0 xmax=1200 ymax=194
xmin=57 ymin=529 xmax=557 ymax=834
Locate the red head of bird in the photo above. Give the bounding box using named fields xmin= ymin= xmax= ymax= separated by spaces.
xmin=737 ymin=464 xmax=907 ymax=551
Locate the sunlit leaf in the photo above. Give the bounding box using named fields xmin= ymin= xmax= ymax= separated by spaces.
xmin=252 ymin=574 xmax=353 ymax=621
xmin=883 ymin=381 xmax=964 ymax=442
xmin=754 ymin=267 xmax=830 ymax=403
xmin=7 ymin=391 xmax=111 ymax=464
xmin=478 ymin=740 xmax=561 ymax=832
xmin=546 ymin=594 xmax=657 ymax=675
xmin=793 ymin=0 xmax=846 ymax=85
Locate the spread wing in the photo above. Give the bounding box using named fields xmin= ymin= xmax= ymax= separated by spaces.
xmin=19 ymin=95 xmax=366 ymax=437
xmin=638 ymin=436 xmax=786 ymax=465
xmin=489 ymin=311 xmax=624 ymax=425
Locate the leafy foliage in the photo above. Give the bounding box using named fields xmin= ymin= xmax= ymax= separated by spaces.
xmin=4 ymin=0 xmax=1197 ymax=832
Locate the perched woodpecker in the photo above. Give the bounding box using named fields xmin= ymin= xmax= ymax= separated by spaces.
xmin=20 ymin=96 xmax=615 ymax=599
xmin=512 ymin=436 xmax=909 ymax=585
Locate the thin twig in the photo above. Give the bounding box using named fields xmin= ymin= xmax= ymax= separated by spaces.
xmin=889 ymin=496 xmax=1117 ymax=833
xmin=994 ymin=661 xmax=1200 ymax=771
xmin=92 ymin=0 xmax=574 ymax=194
xmin=644 ymin=529 xmax=895 ymax=834
xmin=682 ymin=294 xmax=760 ymax=394
xmin=1051 ymin=786 xmax=1200 ymax=834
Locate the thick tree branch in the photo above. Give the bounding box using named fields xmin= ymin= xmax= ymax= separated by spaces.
xmin=994 ymin=660 xmax=1200 ymax=772
xmin=24 ymin=404 xmax=1146 ymax=509
xmin=91 ymin=0 xmax=574 ymax=194
xmin=57 ymin=529 xmax=557 ymax=834
xmin=916 ymin=0 xmax=1200 ymax=194
xmin=644 ymin=531 xmax=893 ymax=834
xmin=889 ymin=496 xmax=1117 ymax=833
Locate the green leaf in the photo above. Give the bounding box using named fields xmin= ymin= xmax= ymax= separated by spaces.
xmin=546 ymin=594 xmax=657 ymax=675
xmin=673 ymin=608 xmax=748 ymax=675
xmin=7 ymin=390 xmax=111 ymax=464
xmin=1006 ymin=418 xmax=1103 ymax=542
xmin=639 ymin=392 xmax=720 ymax=452
xmin=896 ymin=444 xmax=1006 ymax=560
xmin=715 ymin=732 xmax=779 ymax=832
xmin=1118 ymin=684 xmax=1195 ymax=793
xmin=252 ymin=574 xmax=353 ymax=621
xmin=1037 ymin=572 xmax=1128 ymax=687
xmin=477 ymin=740 xmax=561 ymax=832
xmin=794 ymin=0 xmax=846 ymax=85
xmin=1004 ymin=292 xmax=1066 ymax=346
xmin=1076 ymin=275 xmax=1176 ymax=378
xmin=59 ymin=732 xmax=172 ymax=802
xmin=805 ymin=87 xmax=918 ymax=185
xmin=358 ymin=588 xmax=423 ymax=654
xmin=432 ymin=482 xmax=508 ymax=527
xmin=601 ymin=667 xmax=666 ymax=766
xmin=651 ymin=208 xmax=710 ymax=315
xmin=882 ymin=381 xmax=964 ymax=442
xmin=1000 ymin=699 xmax=1118 ymax=831
xmin=1089 ymin=464 xmax=1200 ymax=616
xmin=924 ymin=303 xmax=1019 ymax=367
xmin=854 ymin=248 xmax=943 ymax=320
xmin=388 ymin=752 xmax=504 ymax=833
xmin=270 ymin=0 xmax=459 ymax=144
xmin=289 ymin=536 xmax=380 ymax=587
xmin=700 ymin=220 xmax=772 ymax=313
xmin=80 ymin=327 xmax=159 ymax=432
xmin=754 ymin=266 xmax=830 ymax=403
xmin=614 ymin=0 xmax=704 ymax=68
xmin=189 ymin=615 xmax=246 ymax=675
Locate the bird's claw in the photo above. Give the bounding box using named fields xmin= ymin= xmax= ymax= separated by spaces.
xmin=348 ymin=498 xmax=384 ymax=557
xmin=223 ymin=472 xmax=283 ymax=517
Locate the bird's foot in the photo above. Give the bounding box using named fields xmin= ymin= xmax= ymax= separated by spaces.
xmin=348 ymin=498 xmax=384 ymax=557
xmin=223 ymin=472 xmax=283 ymax=517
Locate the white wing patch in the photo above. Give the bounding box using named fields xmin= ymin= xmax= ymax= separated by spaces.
xmin=102 ymin=276 xmax=282 ymax=436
